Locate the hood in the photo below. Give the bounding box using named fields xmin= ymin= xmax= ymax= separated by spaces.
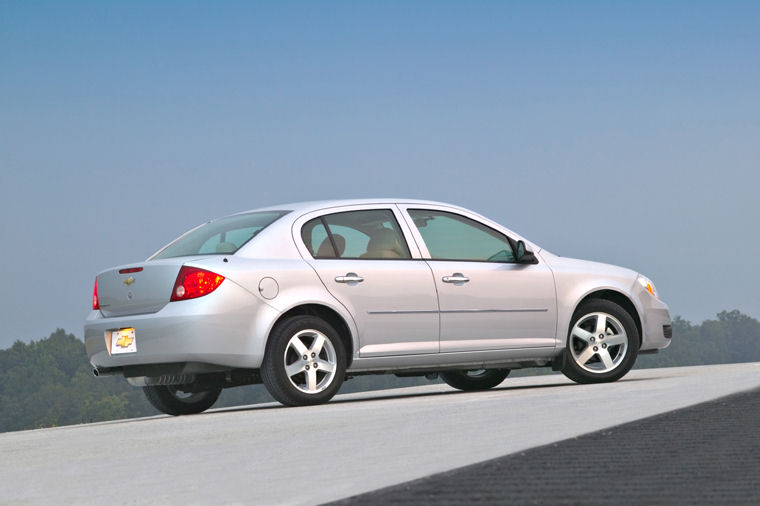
xmin=539 ymin=250 xmax=639 ymax=281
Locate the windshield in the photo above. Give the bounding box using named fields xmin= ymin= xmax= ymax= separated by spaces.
xmin=152 ymin=211 xmax=289 ymax=259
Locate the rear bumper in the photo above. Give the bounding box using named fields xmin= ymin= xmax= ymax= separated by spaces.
xmin=84 ymin=280 xmax=279 ymax=371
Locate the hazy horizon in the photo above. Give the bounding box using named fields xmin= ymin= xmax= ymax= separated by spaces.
xmin=2 ymin=1 xmax=758 ymax=348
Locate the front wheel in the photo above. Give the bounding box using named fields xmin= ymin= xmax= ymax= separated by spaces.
xmin=441 ymin=369 xmax=510 ymax=391
xmin=261 ymin=315 xmax=347 ymax=406
xmin=143 ymin=383 xmax=222 ymax=416
xmin=561 ymin=299 xmax=639 ymax=384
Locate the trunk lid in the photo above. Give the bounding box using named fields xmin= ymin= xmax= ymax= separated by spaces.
xmin=96 ymin=259 xmax=195 ymax=317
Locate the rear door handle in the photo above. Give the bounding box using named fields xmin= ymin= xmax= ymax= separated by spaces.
xmin=335 ymin=273 xmax=364 ymax=283
xmin=442 ymin=273 xmax=469 ymax=283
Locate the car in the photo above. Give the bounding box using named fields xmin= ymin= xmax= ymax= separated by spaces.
xmin=85 ymin=199 xmax=672 ymax=415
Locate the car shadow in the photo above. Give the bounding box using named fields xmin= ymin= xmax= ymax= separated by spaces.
xmin=209 ymin=373 xmax=663 ymax=415
xmin=209 ymin=380 xmax=579 ymax=415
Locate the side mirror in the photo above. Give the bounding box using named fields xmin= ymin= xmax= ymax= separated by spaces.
xmin=515 ymin=240 xmax=538 ymax=264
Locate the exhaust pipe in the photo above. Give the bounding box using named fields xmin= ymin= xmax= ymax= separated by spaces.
xmin=92 ymin=366 xmax=122 ymax=377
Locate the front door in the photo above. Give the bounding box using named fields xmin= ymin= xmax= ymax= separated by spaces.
xmin=404 ymin=208 xmax=557 ymax=352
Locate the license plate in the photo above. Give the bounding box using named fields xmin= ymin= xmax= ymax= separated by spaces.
xmin=110 ymin=328 xmax=136 ymax=354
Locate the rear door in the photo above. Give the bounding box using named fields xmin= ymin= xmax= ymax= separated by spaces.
xmin=294 ymin=206 xmax=440 ymax=357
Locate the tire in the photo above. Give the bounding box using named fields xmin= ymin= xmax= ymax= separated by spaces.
xmin=561 ymin=299 xmax=639 ymax=384
xmin=143 ymin=383 xmax=222 ymax=416
xmin=261 ymin=315 xmax=347 ymax=406
xmin=441 ymin=369 xmax=510 ymax=391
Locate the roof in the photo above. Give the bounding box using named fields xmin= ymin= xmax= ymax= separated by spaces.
xmin=232 ymin=198 xmax=466 ymax=216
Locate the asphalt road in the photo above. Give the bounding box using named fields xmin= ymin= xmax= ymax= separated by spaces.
xmin=331 ymin=386 xmax=760 ymax=505
xmin=1 ymin=363 xmax=759 ymax=505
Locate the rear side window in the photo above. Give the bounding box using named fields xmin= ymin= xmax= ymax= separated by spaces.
xmin=153 ymin=211 xmax=289 ymax=259
xmin=301 ymin=209 xmax=411 ymax=260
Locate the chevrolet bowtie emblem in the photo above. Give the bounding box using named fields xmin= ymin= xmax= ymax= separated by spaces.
xmin=115 ymin=334 xmax=134 ymax=348
xmin=123 ymin=276 xmax=135 ymax=286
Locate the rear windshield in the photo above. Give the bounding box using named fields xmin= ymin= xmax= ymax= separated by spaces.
xmin=152 ymin=211 xmax=289 ymax=259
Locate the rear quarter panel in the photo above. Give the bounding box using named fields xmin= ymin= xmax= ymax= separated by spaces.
xmin=189 ymin=256 xmax=360 ymax=361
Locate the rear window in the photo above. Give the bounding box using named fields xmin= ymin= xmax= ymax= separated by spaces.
xmin=152 ymin=211 xmax=289 ymax=259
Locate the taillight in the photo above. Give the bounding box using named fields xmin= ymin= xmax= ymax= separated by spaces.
xmin=170 ymin=266 xmax=225 ymax=301
xmin=92 ymin=278 xmax=100 ymax=310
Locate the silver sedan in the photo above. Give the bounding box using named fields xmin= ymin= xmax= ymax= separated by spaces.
xmin=85 ymin=199 xmax=672 ymax=415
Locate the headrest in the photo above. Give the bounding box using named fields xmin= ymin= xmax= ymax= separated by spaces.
xmin=216 ymin=242 xmax=237 ymax=253
xmin=316 ymin=234 xmax=346 ymax=257
xmin=366 ymin=229 xmax=404 ymax=257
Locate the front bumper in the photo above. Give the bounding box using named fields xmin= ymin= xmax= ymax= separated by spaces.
xmin=84 ymin=280 xmax=280 ymax=371
xmin=639 ymin=296 xmax=672 ymax=351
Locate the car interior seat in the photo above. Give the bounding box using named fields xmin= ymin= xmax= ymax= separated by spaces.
xmin=316 ymin=234 xmax=346 ymax=258
xmin=361 ymin=228 xmax=405 ymax=259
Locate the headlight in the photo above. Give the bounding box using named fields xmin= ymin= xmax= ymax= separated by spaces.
xmin=637 ymin=275 xmax=658 ymax=298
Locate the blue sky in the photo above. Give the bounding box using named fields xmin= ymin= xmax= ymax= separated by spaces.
xmin=1 ymin=1 xmax=759 ymax=347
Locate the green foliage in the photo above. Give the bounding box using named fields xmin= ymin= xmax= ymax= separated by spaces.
xmin=636 ymin=310 xmax=760 ymax=369
xmin=0 ymin=329 xmax=154 ymax=432
xmin=2 ymin=311 xmax=760 ymax=432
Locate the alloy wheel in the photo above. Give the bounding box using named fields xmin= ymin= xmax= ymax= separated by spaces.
xmin=283 ymin=329 xmax=338 ymax=394
xmin=569 ymin=312 xmax=628 ymax=374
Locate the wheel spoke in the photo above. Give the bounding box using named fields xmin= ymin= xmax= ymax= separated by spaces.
xmin=595 ymin=315 xmax=608 ymax=336
xmin=604 ymin=334 xmax=627 ymax=346
xmin=285 ymin=362 xmax=306 ymax=378
xmin=306 ymin=368 xmax=318 ymax=391
xmin=315 ymin=360 xmax=335 ymax=374
xmin=310 ymin=334 xmax=326 ymax=355
xmin=572 ymin=327 xmax=594 ymax=343
xmin=576 ymin=346 xmax=596 ymax=365
xmin=289 ymin=336 xmax=309 ymax=356
xmin=598 ymin=348 xmax=614 ymax=369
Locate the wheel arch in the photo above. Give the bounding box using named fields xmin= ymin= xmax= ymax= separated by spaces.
xmin=575 ymin=290 xmax=642 ymax=345
xmin=269 ymin=303 xmax=356 ymax=367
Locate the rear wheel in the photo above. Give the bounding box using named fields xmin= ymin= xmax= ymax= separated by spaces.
xmin=261 ymin=315 xmax=347 ymax=406
xmin=441 ymin=369 xmax=510 ymax=391
xmin=143 ymin=383 xmax=222 ymax=416
xmin=561 ymin=299 xmax=639 ymax=384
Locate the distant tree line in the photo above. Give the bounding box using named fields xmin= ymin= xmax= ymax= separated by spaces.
xmin=634 ymin=310 xmax=760 ymax=369
xmin=2 ymin=310 xmax=759 ymax=433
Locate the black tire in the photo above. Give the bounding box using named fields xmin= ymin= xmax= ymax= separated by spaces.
xmin=441 ymin=369 xmax=510 ymax=391
xmin=261 ymin=315 xmax=347 ymax=407
xmin=561 ymin=299 xmax=639 ymax=384
xmin=143 ymin=384 xmax=222 ymax=416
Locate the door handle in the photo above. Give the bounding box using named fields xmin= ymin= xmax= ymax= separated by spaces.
xmin=335 ymin=273 xmax=364 ymax=283
xmin=442 ymin=273 xmax=469 ymax=283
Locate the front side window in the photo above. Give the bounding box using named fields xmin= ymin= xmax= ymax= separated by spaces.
xmin=153 ymin=211 xmax=289 ymax=259
xmin=408 ymin=209 xmax=515 ymax=262
xmin=301 ymin=209 xmax=411 ymax=260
